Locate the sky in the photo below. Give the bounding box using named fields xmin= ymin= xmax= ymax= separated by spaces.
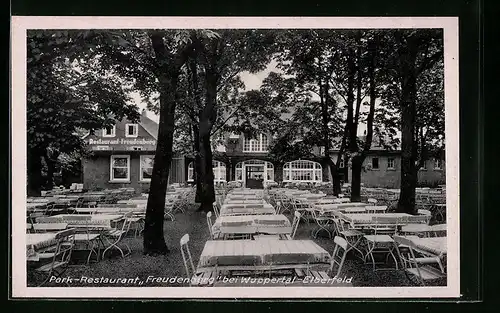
xmin=135 ymin=59 xmax=371 ymax=136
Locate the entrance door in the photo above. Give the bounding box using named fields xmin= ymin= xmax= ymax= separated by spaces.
xmin=245 ymin=165 xmax=264 ymax=189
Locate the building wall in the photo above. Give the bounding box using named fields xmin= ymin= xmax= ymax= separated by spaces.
xmin=82 ymin=153 xmax=185 ymax=191
xmin=346 ymin=155 xmax=446 ymax=188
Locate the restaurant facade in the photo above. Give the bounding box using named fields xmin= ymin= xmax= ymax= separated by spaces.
xmin=81 ymin=110 xmax=185 ymax=192
xmin=82 ymin=111 xmax=445 ymax=190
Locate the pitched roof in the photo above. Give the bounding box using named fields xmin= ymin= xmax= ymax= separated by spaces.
xmin=330 ymin=134 xmax=401 ymax=151
xmin=139 ymin=114 xmax=159 ymax=140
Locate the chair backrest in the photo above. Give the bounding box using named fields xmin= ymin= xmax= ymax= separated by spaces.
xmin=52 ymin=228 xmax=76 ymax=264
xmin=206 ymin=211 xmax=214 ymax=238
xmin=329 ymin=236 xmax=348 ymax=277
xmin=372 ymin=216 xmax=399 ymax=234
xmin=418 ymin=209 xmax=432 ymax=216
xmin=179 ymin=234 xmax=195 ymax=280
xmin=290 ymin=211 xmax=301 ymax=239
xmin=392 ymin=235 xmax=415 ymax=247
xmin=212 ymin=202 xmax=220 ymax=218
xmin=33 ymin=223 xmax=68 ymax=232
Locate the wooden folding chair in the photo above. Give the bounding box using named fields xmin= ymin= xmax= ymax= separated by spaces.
xmin=332 ymin=217 xmax=365 ymax=260
xmin=101 ymin=213 xmax=132 ymax=259
xmin=33 ymin=228 xmax=76 ymax=286
xmin=363 ymin=216 xmax=400 ymax=271
xmin=284 ymin=211 xmax=301 ymax=240
xmin=180 ymin=234 xmax=217 ymax=286
xmin=328 ymin=236 xmax=349 ymax=277
xmin=393 ymin=235 xmax=446 ymax=286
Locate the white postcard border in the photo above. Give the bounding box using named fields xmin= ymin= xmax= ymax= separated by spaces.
xmin=11 ymin=16 xmax=460 ymax=298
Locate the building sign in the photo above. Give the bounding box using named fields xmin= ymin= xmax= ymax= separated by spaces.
xmin=88 ymin=138 xmax=157 ymax=145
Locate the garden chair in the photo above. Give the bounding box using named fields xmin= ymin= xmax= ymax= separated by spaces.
xmin=180 ymin=234 xmax=217 ymax=286
xmin=393 ymin=235 xmax=446 ymax=286
xmin=332 ymin=217 xmax=365 ymax=259
xmin=328 ymin=236 xmax=349 ymax=277
xmin=26 ymin=223 xmax=33 ymax=233
xmin=310 ymin=208 xmax=335 ymax=239
xmin=206 ymin=211 xmax=219 ymax=240
xmin=101 ymin=212 xmax=132 ymax=259
xmin=212 ymin=202 xmax=220 ymax=218
xmin=367 ymin=198 xmax=378 ymax=204
xmin=28 ymin=212 xmax=46 ymax=225
xmin=363 ymin=216 xmax=400 ymax=271
xmin=60 ymin=215 xmax=102 ymax=264
xmin=124 ymin=212 xmax=145 ymax=238
xmin=164 ymin=203 xmax=175 ymax=221
xmin=284 ymin=211 xmax=301 ymax=240
xmin=32 ymin=228 xmax=76 ymax=286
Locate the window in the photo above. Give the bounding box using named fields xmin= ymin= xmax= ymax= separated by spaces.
xmin=434 ymin=158 xmax=443 ymax=169
xmin=235 ymin=160 xmax=274 ymax=182
xmin=96 ymin=145 xmax=111 ymax=151
xmin=187 ymin=161 xmax=226 ymax=182
xmin=102 ymin=125 xmax=116 ymax=137
xmin=387 ymin=158 xmax=395 ymax=170
xmin=339 ymin=158 xmax=345 ymax=168
xmin=213 ymin=161 xmax=226 ymax=182
xmin=110 ymin=155 xmax=130 ymax=182
xmin=283 ymin=160 xmax=323 ymax=183
xmin=125 ymin=124 xmax=138 ymax=138
xmin=187 ymin=162 xmax=194 ymax=182
xmin=372 ymin=157 xmax=379 ymax=169
xmin=140 ymin=155 xmax=154 ymax=181
xmin=243 ymin=134 xmax=269 ymax=152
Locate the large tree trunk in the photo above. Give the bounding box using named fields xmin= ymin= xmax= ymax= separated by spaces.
xmin=328 ymin=159 xmax=342 ymax=196
xmin=27 ymin=147 xmax=44 ymax=196
xmin=350 ymin=155 xmax=364 ymax=201
xmin=143 ymin=77 xmax=178 ymax=255
xmin=195 ymin=65 xmax=218 ymax=212
xmin=143 ymin=32 xmax=185 ymax=255
xmin=397 ymin=35 xmax=419 ymax=214
xmin=43 ymin=149 xmax=59 ymax=190
xmin=195 ymin=119 xmax=216 ymax=212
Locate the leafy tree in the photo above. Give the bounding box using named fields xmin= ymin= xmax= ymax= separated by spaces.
xmin=383 ymin=29 xmax=444 ymax=214
xmin=27 ymin=30 xmax=139 ymax=196
xmin=179 ymin=29 xmax=276 ymax=212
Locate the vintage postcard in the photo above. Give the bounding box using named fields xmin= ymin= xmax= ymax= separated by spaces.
xmin=11 ymin=16 xmax=459 ymax=298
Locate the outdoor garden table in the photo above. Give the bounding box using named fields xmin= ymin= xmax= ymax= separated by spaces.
xmin=313 ymin=203 xmax=367 ymax=215
xmin=219 ymin=206 xmax=276 ymax=217
xmin=212 ymin=214 xmax=292 ymax=236
xmin=411 ymin=236 xmax=447 ymax=256
xmin=342 ymin=213 xmax=413 ymax=225
xmin=225 ymin=200 xmax=265 ymax=204
xmin=26 ymin=233 xmax=58 ymax=260
xmin=196 ymin=239 xmax=331 ymax=273
xmin=27 ymin=202 xmax=48 ymax=210
xmin=52 ymin=214 xmax=123 ymax=228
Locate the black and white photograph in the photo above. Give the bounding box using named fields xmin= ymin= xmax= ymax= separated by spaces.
xmin=11 ymin=17 xmax=459 ymax=298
